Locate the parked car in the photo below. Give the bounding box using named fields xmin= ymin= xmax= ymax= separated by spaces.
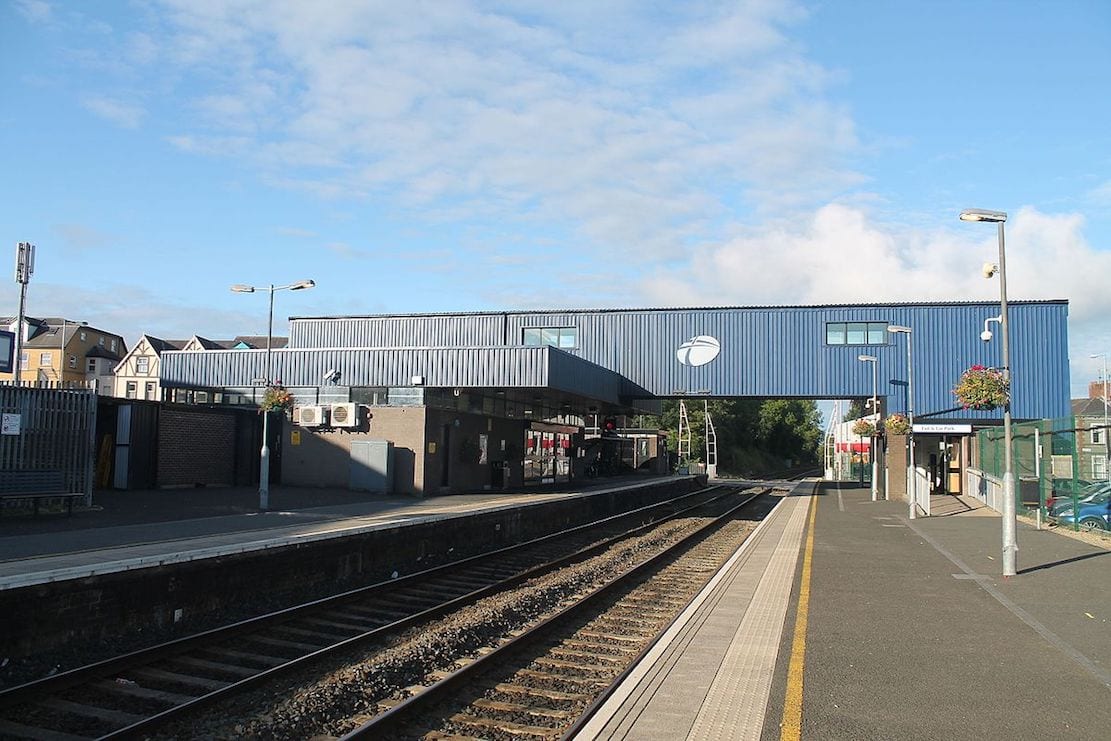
xmin=1046 ymin=480 xmax=1107 ymax=511
xmin=1051 ymin=489 xmax=1110 ymax=531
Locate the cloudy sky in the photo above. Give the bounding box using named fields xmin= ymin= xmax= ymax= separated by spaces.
xmin=2 ymin=0 xmax=1109 ymax=397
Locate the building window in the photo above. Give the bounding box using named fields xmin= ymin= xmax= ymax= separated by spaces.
xmin=126 ymin=381 xmax=137 ymax=399
xmin=1092 ymin=424 xmax=1106 ymax=446
xmin=110 ymin=339 xmax=117 ymax=351
xmin=87 ymin=358 xmax=96 ymax=373
xmin=19 ymin=352 xmax=28 ymax=369
xmin=144 ymin=382 xmax=155 ymax=400
xmin=68 ymin=355 xmax=76 ymax=369
xmin=826 ymin=322 xmax=888 ymax=346
xmin=523 ymin=326 xmax=578 ymax=349
xmin=39 ymin=352 xmax=52 ymax=367
xmin=1093 ymin=454 xmax=1107 ymax=480
xmin=137 ymin=357 xmax=150 ymax=374
xmin=79 ymin=330 xmax=86 ymax=341
xmin=99 ymin=336 xmax=105 ymax=346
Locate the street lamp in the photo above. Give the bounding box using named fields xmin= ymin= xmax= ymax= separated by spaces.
xmin=1092 ymin=353 xmax=1110 ymax=483
xmin=960 ymin=207 xmax=1016 ymax=576
xmin=230 ymin=279 xmax=315 ymax=510
xmin=887 ymin=325 xmax=916 ymax=519
xmin=858 ymin=354 xmax=879 ymax=502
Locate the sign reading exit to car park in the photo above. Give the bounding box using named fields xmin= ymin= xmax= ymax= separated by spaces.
xmin=912 ymin=423 xmax=973 ymax=434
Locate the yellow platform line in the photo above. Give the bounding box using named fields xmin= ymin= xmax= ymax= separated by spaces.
xmin=780 ymin=494 xmax=816 ymax=740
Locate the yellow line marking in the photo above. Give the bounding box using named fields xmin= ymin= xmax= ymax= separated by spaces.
xmin=781 ymin=494 xmax=817 ymax=741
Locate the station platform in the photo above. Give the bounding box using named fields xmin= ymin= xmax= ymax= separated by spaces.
xmin=577 ymin=482 xmax=1111 ymax=740
xmin=4 ymin=481 xmax=1108 ymax=738
xmin=0 ymin=477 xmax=673 ymax=590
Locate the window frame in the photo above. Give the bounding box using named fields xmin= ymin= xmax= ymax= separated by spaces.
xmin=522 ymin=326 xmax=578 ymax=349
xmin=825 ymin=321 xmax=889 ymax=346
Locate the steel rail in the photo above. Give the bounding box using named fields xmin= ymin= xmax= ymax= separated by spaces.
xmin=0 ymin=482 xmax=740 ymax=739
xmin=340 ymin=485 xmax=767 ymax=739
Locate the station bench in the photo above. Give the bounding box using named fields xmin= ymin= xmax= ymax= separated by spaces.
xmin=0 ymin=471 xmax=84 ymax=517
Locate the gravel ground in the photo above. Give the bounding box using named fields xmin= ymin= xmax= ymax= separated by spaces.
xmin=152 ymin=517 xmax=711 ymax=740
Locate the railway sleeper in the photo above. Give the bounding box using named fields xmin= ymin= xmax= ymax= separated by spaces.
xmin=514 ymin=667 xmax=609 ymax=689
xmin=40 ymin=696 xmax=146 ymax=726
xmin=546 ymin=647 xmax=629 ymax=665
xmin=170 ymin=655 xmax=259 ymax=679
xmin=129 ymin=666 xmax=228 ymax=692
xmin=447 ymin=712 xmax=560 ymax=738
xmin=531 ymin=657 xmax=615 ymax=677
xmin=204 ymin=647 xmax=289 ymax=668
xmin=269 ymin=623 xmax=350 ymax=643
xmin=469 ymin=697 xmax=576 ymax=720
xmin=492 ymin=682 xmax=590 ymax=703
xmin=91 ymin=678 xmax=194 ymax=706
xmin=245 ymin=634 xmax=324 ymax=652
xmin=558 ymin=637 xmax=633 ymax=656
xmin=0 ymin=717 xmax=93 ymax=741
xmin=299 ymin=616 xmax=372 ymax=632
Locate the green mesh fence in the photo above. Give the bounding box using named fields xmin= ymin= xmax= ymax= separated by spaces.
xmin=977 ymin=416 xmax=1110 ymax=535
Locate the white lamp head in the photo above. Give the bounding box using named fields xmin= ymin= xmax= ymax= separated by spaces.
xmin=982 ymin=262 xmax=997 ymax=279
xmin=981 ymin=329 xmax=993 ymax=342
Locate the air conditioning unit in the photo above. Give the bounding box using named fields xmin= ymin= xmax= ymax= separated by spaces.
xmin=330 ymin=402 xmax=360 ymax=428
xmin=296 ymin=405 xmax=328 ymax=427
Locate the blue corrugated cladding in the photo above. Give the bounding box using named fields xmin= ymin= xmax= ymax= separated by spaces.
xmin=188 ymin=302 xmax=1070 ymax=421
xmin=504 ymin=303 xmax=1069 ymax=420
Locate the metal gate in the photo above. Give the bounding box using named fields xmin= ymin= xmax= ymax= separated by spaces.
xmin=0 ymin=381 xmax=98 ymax=504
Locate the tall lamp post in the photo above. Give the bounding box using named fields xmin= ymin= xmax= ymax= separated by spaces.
xmin=1092 ymin=353 xmax=1110 ymax=483
xmin=858 ymin=354 xmax=879 ymax=502
xmin=231 ymin=279 xmax=315 ymax=511
xmin=960 ymin=208 xmax=1016 ymax=577
xmin=887 ymin=325 xmax=915 ymax=519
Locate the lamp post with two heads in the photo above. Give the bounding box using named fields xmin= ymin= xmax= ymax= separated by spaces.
xmin=960 ymin=208 xmax=1016 ymax=577
xmin=230 ymin=279 xmax=315 ymax=511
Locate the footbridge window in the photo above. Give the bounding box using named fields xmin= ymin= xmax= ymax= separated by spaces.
xmin=523 ymin=326 xmax=578 ymax=349
xmin=826 ymin=322 xmax=888 ymax=346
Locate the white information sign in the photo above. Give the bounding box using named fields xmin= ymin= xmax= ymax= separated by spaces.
xmin=912 ymin=423 xmax=972 ymax=434
xmin=1 ymin=413 xmax=21 ymax=435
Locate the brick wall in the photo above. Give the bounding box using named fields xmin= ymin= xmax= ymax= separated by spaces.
xmin=157 ymin=407 xmax=238 ymax=487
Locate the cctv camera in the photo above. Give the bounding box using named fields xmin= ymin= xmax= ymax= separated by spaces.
xmin=981 ymin=330 xmax=993 ymax=342
xmin=982 ymin=262 xmax=997 ymax=279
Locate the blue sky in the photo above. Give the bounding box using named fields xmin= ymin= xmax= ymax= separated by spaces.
xmin=2 ymin=0 xmax=1109 ymax=400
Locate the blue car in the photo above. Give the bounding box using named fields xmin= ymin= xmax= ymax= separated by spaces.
xmin=1051 ymin=489 xmax=1110 ymax=532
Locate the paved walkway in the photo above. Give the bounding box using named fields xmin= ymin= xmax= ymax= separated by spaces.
xmin=578 ymin=483 xmax=1111 ymax=740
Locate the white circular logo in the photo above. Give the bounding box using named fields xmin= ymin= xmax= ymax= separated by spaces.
xmin=676 ymin=335 xmax=721 ymax=366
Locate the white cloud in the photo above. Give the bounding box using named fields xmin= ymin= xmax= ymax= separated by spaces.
xmin=137 ymin=0 xmax=851 ymax=259
xmin=81 ymin=95 xmax=145 ymax=128
xmin=14 ymin=0 xmax=51 ymax=23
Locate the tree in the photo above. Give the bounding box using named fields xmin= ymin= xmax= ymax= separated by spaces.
xmin=658 ymin=398 xmax=822 ymax=475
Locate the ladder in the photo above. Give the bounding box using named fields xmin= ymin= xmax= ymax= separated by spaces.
xmin=677 ymin=400 xmax=692 ymax=465
xmin=704 ymin=400 xmax=717 ymax=478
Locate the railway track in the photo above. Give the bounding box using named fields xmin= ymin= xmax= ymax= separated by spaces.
xmin=0 ymin=483 xmax=763 ymax=740
xmin=340 ymin=486 xmax=769 ymax=740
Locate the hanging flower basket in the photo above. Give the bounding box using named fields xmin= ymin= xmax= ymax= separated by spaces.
xmin=259 ymin=384 xmax=294 ymax=413
xmin=953 ymin=365 xmax=1009 ymax=411
xmin=851 ymin=419 xmax=876 ymax=436
xmin=884 ymin=413 xmax=910 ymax=436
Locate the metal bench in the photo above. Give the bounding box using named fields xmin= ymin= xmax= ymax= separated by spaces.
xmin=0 ymin=470 xmax=84 ymax=517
